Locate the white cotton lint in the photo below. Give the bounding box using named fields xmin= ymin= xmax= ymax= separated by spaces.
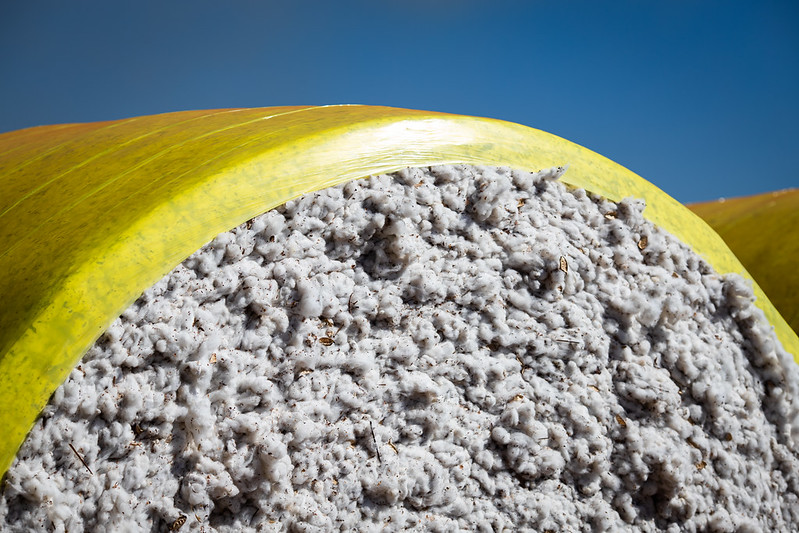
xmin=2 ymin=164 xmax=798 ymax=532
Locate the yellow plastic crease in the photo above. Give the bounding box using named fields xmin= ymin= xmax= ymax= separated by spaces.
xmin=1 ymin=105 xmax=797 ymax=479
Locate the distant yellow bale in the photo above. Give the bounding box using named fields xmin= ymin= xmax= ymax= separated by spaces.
xmin=689 ymin=189 xmax=799 ymax=335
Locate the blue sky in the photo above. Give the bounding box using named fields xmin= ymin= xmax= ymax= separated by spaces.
xmin=1 ymin=0 xmax=797 ymax=203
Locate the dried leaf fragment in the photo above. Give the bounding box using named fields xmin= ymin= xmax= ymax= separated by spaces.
xmin=319 ymin=337 xmax=334 ymax=346
xmin=696 ymin=461 xmax=707 ymax=470
xmin=604 ymin=211 xmax=617 ymax=219
xmin=615 ymin=414 xmax=627 ymax=427
xmin=170 ymin=515 xmax=187 ymax=531
xmin=637 ymin=236 xmax=648 ymax=250
xmin=209 ymin=353 xmax=217 ymax=364
xmin=559 ymin=256 xmax=568 ymax=274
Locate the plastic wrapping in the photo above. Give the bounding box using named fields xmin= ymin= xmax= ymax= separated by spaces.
xmin=1 ymin=104 xmax=796 ymax=477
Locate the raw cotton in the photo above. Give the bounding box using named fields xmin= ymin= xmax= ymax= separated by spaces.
xmin=2 ymin=165 xmax=798 ymax=532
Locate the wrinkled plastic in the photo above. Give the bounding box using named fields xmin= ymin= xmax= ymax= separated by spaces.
xmin=1 ymin=104 xmax=796 ymax=478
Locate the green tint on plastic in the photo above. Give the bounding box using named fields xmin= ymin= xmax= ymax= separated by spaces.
xmin=1 ymin=105 xmax=797 ymax=479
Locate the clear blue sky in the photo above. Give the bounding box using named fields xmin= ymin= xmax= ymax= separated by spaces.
xmin=1 ymin=0 xmax=797 ymax=203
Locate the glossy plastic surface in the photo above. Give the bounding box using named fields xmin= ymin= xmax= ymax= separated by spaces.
xmin=1 ymin=105 xmax=796 ymax=477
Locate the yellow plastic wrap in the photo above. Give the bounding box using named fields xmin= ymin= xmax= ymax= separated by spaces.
xmin=1 ymin=104 xmax=797 ymax=478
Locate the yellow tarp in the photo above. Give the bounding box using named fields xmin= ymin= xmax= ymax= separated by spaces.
xmin=1 ymin=105 xmax=796 ymax=478
xmin=689 ymin=189 xmax=799 ymax=334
